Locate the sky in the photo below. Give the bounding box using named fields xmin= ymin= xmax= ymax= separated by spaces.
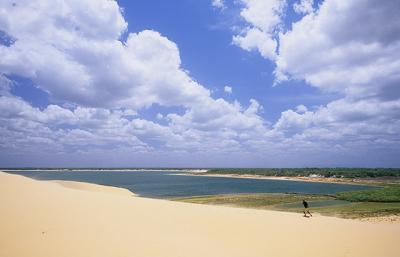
xmin=0 ymin=0 xmax=399 ymax=168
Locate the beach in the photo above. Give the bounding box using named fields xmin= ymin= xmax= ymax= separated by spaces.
xmin=1 ymin=171 xmax=399 ymax=257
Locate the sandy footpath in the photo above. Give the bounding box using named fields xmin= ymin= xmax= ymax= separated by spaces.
xmin=1 ymin=171 xmax=399 ymax=257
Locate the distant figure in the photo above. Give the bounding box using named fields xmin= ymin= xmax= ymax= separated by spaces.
xmin=302 ymin=200 xmax=312 ymax=217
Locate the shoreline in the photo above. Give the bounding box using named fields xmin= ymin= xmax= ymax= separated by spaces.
xmin=0 ymin=168 xmax=210 ymax=173
xmin=187 ymin=172 xmax=400 ymax=186
xmin=4 ymin=169 xmax=398 ymax=186
xmin=0 ymin=168 xmax=200 ymax=172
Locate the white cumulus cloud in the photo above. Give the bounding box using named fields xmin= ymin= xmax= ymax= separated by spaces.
xmin=0 ymin=0 xmax=276 ymax=165
xmin=232 ymin=0 xmax=286 ymax=61
xmin=1 ymin=0 xmax=399 ymax=167
xmin=293 ymin=0 xmax=314 ymax=14
xmin=222 ymin=0 xmax=400 ymax=165
xmin=212 ymin=0 xmax=226 ymax=9
xmin=224 ymin=85 xmax=233 ymax=94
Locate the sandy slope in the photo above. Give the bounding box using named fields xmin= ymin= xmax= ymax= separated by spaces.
xmin=53 ymin=180 xmax=136 ymax=196
xmin=0 ymin=171 xmax=399 ymax=257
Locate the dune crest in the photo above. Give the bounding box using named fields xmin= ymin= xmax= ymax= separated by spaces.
xmin=53 ymin=180 xmax=135 ymax=196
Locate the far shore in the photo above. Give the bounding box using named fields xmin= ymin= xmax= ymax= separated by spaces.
xmin=0 ymin=168 xmax=201 ymax=172
xmin=187 ymin=172 xmax=400 ymax=186
xmin=4 ymin=169 xmax=399 ymax=186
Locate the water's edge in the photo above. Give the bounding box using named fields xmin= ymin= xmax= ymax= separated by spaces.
xmin=3 ymin=170 xmax=375 ymax=198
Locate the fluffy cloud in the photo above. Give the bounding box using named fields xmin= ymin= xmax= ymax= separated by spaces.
xmin=0 ymin=93 xmax=269 ymax=159
xmin=0 ymin=0 xmax=274 ymax=163
xmin=275 ymin=97 xmax=400 ymax=145
xmin=273 ymin=0 xmax=400 ymax=134
xmin=212 ymin=0 xmax=226 ymax=10
xmin=238 ymin=0 xmax=286 ymax=32
xmin=232 ymin=0 xmax=286 ymax=60
xmin=276 ymin=0 xmax=400 ymax=98
xmin=0 ymin=74 xmax=13 ymax=96
xmin=1 ymin=0 xmax=399 ymax=167
xmin=224 ymin=85 xmax=232 ymax=94
xmin=231 ymin=0 xmax=400 ymax=100
xmin=226 ymin=0 xmax=400 ymax=164
xmin=0 ymin=0 xmax=212 ymax=110
xmin=233 ymin=28 xmax=278 ymax=60
xmin=293 ymin=0 xmax=314 ymax=14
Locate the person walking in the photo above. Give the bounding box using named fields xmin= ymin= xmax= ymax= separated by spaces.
xmin=302 ymin=199 xmax=312 ymax=217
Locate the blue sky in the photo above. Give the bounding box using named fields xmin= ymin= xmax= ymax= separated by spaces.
xmin=0 ymin=0 xmax=399 ymax=167
xmin=122 ymin=0 xmax=330 ymax=122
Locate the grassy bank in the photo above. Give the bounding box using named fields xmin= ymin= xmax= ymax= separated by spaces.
xmin=172 ymin=193 xmax=333 ymax=208
xmin=302 ymin=202 xmax=400 ymax=218
xmin=172 ymin=186 xmax=400 ymax=219
xmin=337 ymin=186 xmax=400 ymax=202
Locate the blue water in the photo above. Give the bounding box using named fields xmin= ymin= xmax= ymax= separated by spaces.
xmin=6 ymin=170 xmax=375 ymax=198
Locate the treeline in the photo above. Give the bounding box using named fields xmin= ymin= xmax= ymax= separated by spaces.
xmin=207 ymin=168 xmax=400 ymax=178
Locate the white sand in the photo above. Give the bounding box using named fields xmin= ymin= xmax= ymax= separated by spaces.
xmin=1 ymin=171 xmax=399 ymax=257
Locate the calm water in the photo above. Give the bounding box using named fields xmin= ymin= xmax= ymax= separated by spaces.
xmin=6 ymin=170 xmax=375 ymax=198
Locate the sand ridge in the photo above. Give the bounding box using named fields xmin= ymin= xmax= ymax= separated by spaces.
xmin=53 ymin=180 xmax=136 ymax=196
xmin=0 ymin=171 xmax=399 ymax=257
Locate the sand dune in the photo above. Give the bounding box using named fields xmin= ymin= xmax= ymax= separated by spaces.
xmin=53 ymin=180 xmax=136 ymax=196
xmin=0 ymin=171 xmax=399 ymax=257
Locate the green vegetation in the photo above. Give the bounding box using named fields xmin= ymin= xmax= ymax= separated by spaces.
xmin=172 ymin=187 xmax=400 ymax=219
xmin=300 ymin=202 xmax=400 ymax=218
xmin=207 ymin=168 xmax=400 ymax=178
xmin=273 ymin=201 xmax=400 ymax=219
xmin=337 ymin=186 xmax=400 ymax=202
xmin=172 ymin=193 xmax=333 ymax=208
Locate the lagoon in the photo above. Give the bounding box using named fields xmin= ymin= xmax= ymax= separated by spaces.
xmin=6 ymin=170 xmax=374 ymax=198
